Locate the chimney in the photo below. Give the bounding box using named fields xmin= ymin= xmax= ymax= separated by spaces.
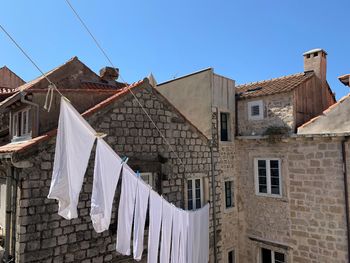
xmin=99 ymin=67 xmax=119 ymax=83
xmin=303 ymin=48 xmax=327 ymax=86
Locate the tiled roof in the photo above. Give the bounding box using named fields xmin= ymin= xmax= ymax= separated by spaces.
xmin=0 ymin=80 xmax=145 ymax=155
xmin=80 ymin=81 xmax=127 ymax=90
xmin=0 ymin=87 xmax=16 ymax=94
xmin=236 ymin=71 xmax=314 ymax=99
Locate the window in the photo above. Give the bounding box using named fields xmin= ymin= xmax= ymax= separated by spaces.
xmin=11 ymin=108 xmax=31 ymax=141
xmin=225 ymin=181 xmax=234 ymax=208
xmin=220 ymin=112 xmax=229 ymax=141
xmin=228 ymin=250 xmax=235 ymax=263
xmin=140 ymin=172 xmax=154 ymax=188
xmin=187 ymin=178 xmax=203 ymax=210
xmin=261 ymin=248 xmax=285 ymax=263
xmin=255 ymin=159 xmax=281 ymax=196
xmin=248 ymin=100 xmax=263 ymax=120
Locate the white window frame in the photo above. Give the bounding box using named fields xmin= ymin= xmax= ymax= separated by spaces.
xmin=11 ymin=107 xmax=32 ymax=141
xmin=248 ymin=100 xmax=263 ymax=120
xmin=140 ymin=172 xmax=154 ymax=188
xmin=260 ymin=247 xmax=286 ymax=263
xmin=254 ymin=158 xmax=282 ymax=197
xmin=187 ymin=178 xmax=204 ymax=210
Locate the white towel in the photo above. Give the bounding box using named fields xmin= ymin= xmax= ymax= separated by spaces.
xmin=133 ymin=180 xmax=150 ymax=261
xmin=116 ymin=166 xmax=138 ymax=255
xmin=147 ymin=191 xmax=163 ymax=263
xmin=90 ymin=138 xmax=122 ymax=233
xmin=188 ymin=204 xmax=210 ymax=263
xmin=160 ymin=198 xmax=174 ymax=263
xmin=198 ymin=204 xmax=210 ymax=263
xmin=178 ymin=210 xmax=189 ymax=263
xmin=48 ymin=97 xmax=96 ymax=220
xmin=171 ymin=207 xmax=182 ymax=263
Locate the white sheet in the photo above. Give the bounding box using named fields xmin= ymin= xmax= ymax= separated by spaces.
xmin=147 ymin=191 xmax=163 ymax=263
xmin=116 ymin=166 xmax=138 ymax=255
xmin=133 ymin=180 xmax=150 ymax=261
xmin=171 ymin=207 xmax=182 ymax=263
xmin=160 ymin=198 xmax=174 ymax=263
xmin=178 ymin=209 xmax=189 ymax=263
xmin=48 ymin=97 xmax=96 ymax=220
xmin=90 ymin=138 xmax=122 ymax=233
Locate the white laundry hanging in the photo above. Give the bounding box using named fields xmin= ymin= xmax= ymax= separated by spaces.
xmin=178 ymin=209 xmax=189 ymax=263
xmin=116 ymin=166 xmax=138 ymax=255
xmin=48 ymin=97 xmax=96 ymax=220
xmin=90 ymin=138 xmax=123 ymax=233
xmin=147 ymin=191 xmax=163 ymax=263
xmin=160 ymin=198 xmax=174 ymax=263
xmin=133 ymin=179 xmax=150 ymax=261
xmin=198 ymin=204 xmax=210 ymax=263
xmin=171 ymin=207 xmax=182 ymax=263
xmin=187 ymin=204 xmax=210 ymax=263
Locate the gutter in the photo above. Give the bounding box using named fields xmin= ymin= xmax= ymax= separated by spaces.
xmin=210 ymin=140 xmax=218 ymax=263
xmin=341 ymin=137 xmax=350 ymax=263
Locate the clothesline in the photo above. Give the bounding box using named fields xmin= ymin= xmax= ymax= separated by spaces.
xmin=47 ymin=97 xmax=209 ymax=263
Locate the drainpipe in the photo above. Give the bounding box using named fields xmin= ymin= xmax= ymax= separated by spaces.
xmin=341 ymin=136 xmax=350 ymax=263
xmin=210 ymin=140 xmax=218 ymax=263
xmin=3 ymin=166 xmax=13 ymax=263
xmin=20 ymin=93 xmax=39 ymax=136
xmin=10 ymin=168 xmax=18 ymax=261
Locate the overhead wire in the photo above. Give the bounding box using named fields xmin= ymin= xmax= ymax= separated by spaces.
xmin=0 ymin=23 xmax=65 ymax=111
xmin=64 ymin=0 xmax=185 ymax=166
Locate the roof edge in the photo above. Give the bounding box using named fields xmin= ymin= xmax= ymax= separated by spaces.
xmin=157 ymin=67 xmax=213 ymax=86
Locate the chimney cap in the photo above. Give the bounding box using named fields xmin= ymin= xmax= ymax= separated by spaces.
xmin=303 ymin=48 xmax=327 ymax=56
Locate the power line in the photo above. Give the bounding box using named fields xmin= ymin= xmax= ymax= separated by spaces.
xmin=64 ymin=0 xmax=185 ymax=166
xmin=0 ymin=24 xmax=64 ymax=99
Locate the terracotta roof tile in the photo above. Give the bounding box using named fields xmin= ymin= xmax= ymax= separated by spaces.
xmin=0 ymin=80 xmax=145 ymax=155
xmin=80 ymin=81 xmax=127 ymax=90
xmin=236 ymin=71 xmax=314 ymax=99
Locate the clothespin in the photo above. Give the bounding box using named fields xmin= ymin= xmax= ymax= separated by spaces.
xmin=44 ymin=83 xmax=55 ymax=112
xmin=95 ymin=132 xmax=107 ymax=138
xmin=136 ymin=170 xmax=140 ymax=177
xmin=121 ymin=156 xmax=129 ymax=164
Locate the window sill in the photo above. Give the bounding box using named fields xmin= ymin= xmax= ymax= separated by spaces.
xmin=255 ymin=193 xmax=288 ymax=202
xmin=224 ymin=206 xmax=235 ymax=213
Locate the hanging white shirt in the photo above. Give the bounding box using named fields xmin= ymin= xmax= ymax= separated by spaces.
xmin=48 ymin=97 xmax=96 ymax=220
xmin=133 ymin=179 xmax=150 ymax=261
xmin=160 ymin=198 xmax=174 ymax=263
xmin=147 ymin=191 xmax=163 ymax=263
xmin=90 ymin=138 xmax=122 ymax=233
xmin=116 ymin=166 xmax=138 ymax=255
xmin=171 ymin=207 xmax=182 ymax=263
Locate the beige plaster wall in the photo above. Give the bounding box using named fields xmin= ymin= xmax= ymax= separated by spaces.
xmin=156 ymin=69 xmax=213 ymax=139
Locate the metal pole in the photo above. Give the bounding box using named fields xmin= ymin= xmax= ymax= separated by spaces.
xmin=210 ymin=140 xmax=218 ymax=263
xmin=341 ymin=138 xmax=350 ymax=263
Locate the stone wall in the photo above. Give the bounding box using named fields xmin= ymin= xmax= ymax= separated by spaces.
xmin=14 ymin=85 xmax=217 ymax=262
xmin=237 ymin=92 xmax=294 ymax=136
xmin=235 ymin=136 xmax=348 ymax=263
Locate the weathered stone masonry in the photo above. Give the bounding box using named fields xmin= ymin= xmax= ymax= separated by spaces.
xmin=235 ymin=136 xmax=349 ymax=263
xmin=14 ymin=84 xmax=218 ymax=263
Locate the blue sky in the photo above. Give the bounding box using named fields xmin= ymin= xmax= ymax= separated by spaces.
xmin=1 ymin=0 xmax=349 ymax=99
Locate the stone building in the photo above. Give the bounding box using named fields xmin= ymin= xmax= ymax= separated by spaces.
xmin=0 ymin=47 xmax=349 ymax=263
xmin=0 ymin=58 xmax=218 ymax=262
xmin=156 ymin=48 xmax=350 ymax=263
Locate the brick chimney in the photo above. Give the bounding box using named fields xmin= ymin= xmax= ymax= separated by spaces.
xmin=303 ymin=48 xmax=327 ymax=86
xmin=99 ymin=67 xmax=119 ymax=83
